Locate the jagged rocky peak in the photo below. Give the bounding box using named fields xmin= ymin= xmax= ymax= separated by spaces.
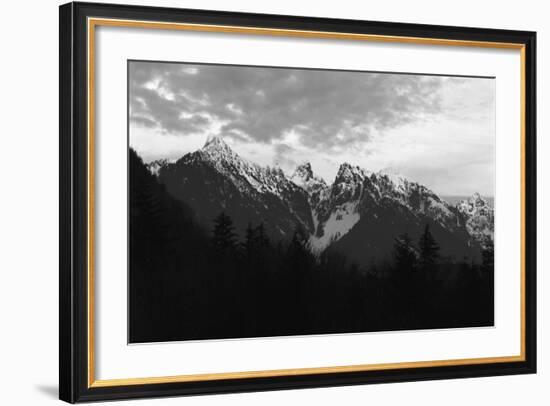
xmin=336 ymin=162 xmax=356 ymax=177
xmin=317 ymin=163 xmax=365 ymax=220
xmin=334 ymin=162 xmax=369 ymax=184
xmin=291 ymin=162 xmax=327 ymax=190
xmin=471 ymin=192 xmax=488 ymax=208
xmin=197 ymin=134 xmax=245 ymax=169
xmin=203 ymin=134 xmax=232 ymax=152
xmin=457 ymin=192 xmax=494 ymax=246
xmin=147 ymin=158 xmax=172 ymax=176
xmin=377 ymin=167 xmax=409 ymax=190
xmin=268 ymin=164 xmax=286 ymax=179
xmin=458 ymin=193 xmax=491 ymax=214
xmin=292 ymin=162 xmax=314 ymax=180
xmin=290 ymin=162 xmax=328 ymax=211
xmin=332 ymin=163 xmax=368 ymax=193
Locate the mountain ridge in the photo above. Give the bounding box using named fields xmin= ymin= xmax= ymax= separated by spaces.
xmin=145 ymin=135 xmax=493 ymax=264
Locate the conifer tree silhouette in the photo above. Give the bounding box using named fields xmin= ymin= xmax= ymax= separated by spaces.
xmin=418 ymin=224 xmax=440 ymax=276
xmin=254 ymin=223 xmax=270 ymax=249
xmin=393 ymin=233 xmax=417 ymax=272
xmin=242 ymin=222 xmax=270 ymax=258
xmin=212 ymin=211 xmax=237 ymax=253
xmin=242 ymin=222 xmax=255 ymax=256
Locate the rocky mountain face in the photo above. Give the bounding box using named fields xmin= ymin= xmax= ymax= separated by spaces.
xmin=456 ymin=193 xmax=494 ymax=247
xmin=290 ymin=162 xmax=328 ymax=209
xmin=147 ymin=158 xmax=173 ymax=176
xmin=153 ymin=135 xmax=313 ymax=240
xmin=148 ymin=135 xmax=493 ymax=266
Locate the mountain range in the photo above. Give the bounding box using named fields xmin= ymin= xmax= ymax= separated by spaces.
xmin=146 ymin=135 xmax=494 ymax=266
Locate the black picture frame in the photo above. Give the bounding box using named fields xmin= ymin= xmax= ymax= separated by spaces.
xmin=59 ymin=1 xmax=537 ymax=403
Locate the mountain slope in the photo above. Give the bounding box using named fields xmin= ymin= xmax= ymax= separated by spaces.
xmin=155 ymin=136 xmax=313 ymax=240
xmin=307 ymin=164 xmax=481 ymax=262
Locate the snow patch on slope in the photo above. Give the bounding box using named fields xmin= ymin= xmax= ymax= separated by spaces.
xmin=309 ymin=202 xmax=360 ymax=252
xmin=147 ymin=158 xmax=174 ymax=176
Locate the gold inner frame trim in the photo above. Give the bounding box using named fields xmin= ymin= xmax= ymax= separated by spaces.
xmin=87 ymin=17 xmax=527 ymax=388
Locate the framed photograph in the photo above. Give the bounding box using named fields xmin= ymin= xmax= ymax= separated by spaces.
xmin=59 ymin=2 xmax=536 ymax=403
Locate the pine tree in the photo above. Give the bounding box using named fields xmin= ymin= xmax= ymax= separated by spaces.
xmin=393 ymin=233 xmax=417 ymax=272
xmin=212 ymin=211 xmax=237 ymax=253
xmin=242 ymin=222 xmax=270 ymax=258
xmin=242 ymin=222 xmax=255 ymax=256
xmin=254 ymin=223 xmax=270 ymax=249
xmin=418 ymin=224 xmax=440 ymax=276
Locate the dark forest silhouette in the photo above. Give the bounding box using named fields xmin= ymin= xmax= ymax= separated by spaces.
xmin=129 ymin=148 xmax=494 ymax=343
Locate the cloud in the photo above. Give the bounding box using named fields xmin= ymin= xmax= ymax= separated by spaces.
xmin=129 ymin=61 xmax=448 ymax=150
xmin=129 ymin=61 xmax=495 ymax=196
xmin=272 ymin=143 xmax=297 ymax=169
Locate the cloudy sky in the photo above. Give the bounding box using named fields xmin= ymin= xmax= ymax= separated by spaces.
xmin=129 ymin=61 xmax=495 ymax=196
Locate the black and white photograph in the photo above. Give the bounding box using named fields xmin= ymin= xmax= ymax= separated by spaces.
xmin=128 ymin=60 xmax=495 ymax=343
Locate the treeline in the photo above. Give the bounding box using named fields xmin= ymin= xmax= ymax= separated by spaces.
xmin=129 ymin=148 xmax=494 ymax=343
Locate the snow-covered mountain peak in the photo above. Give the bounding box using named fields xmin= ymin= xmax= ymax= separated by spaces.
xmin=377 ymin=167 xmax=408 ymax=190
xmin=292 ymin=162 xmax=314 ymax=180
xmin=457 ymin=193 xmax=494 ymax=247
xmin=290 ymin=162 xmax=328 ymax=222
xmin=203 ymin=134 xmax=233 ymax=153
xmin=335 ymin=163 xmax=369 ymax=184
xmin=458 ymin=193 xmax=491 ymax=213
xmin=469 ymin=192 xmax=488 ymax=208
xmin=290 ymin=162 xmax=327 ymax=191
xmin=204 ymin=133 xmax=224 ymax=147
xmin=329 ymin=163 xmax=370 ymax=205
xmin=267 ymin=165 xmax=286 ymax=180
xmin=198 ymin=134 xmax=246 ymax=169
xmin=336 ymin=162 xmax=355 ymax=175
